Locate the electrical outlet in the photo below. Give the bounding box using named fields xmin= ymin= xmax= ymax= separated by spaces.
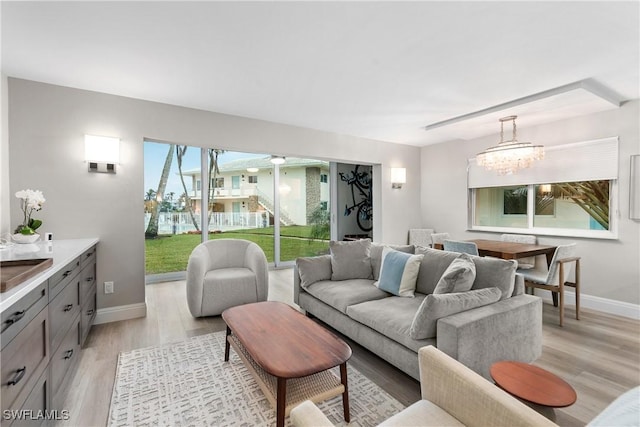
xmin=104 ymin=281 xmax=114 ymax=294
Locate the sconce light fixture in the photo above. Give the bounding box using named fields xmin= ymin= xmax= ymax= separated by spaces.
xmin=85 ymin=134 xmax=120 ymax=173
xmin=270 ymin=155 xmax=286 ymax=165
xmin=391 ymin=167 xmax=406 ymax=189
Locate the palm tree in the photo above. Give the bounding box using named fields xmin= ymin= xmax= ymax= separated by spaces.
xmin=145 ymin=144 xmax=175 ymax=238
xmin=207 ymin=149 xmax=225 ymax=224
xmin=145 ymin=188 xmax=156 ymax=201
xmin=176 ymin=145 xmax=200 ymax=231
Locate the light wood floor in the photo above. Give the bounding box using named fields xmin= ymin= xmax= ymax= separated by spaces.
xmin=58 ymin=268 xmax=640 ymax=426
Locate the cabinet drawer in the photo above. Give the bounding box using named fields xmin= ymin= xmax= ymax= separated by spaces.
xmin=79 ymin=245 xmax=97 ymax=270
xmin=0 ymin=307 xmax=49 ymax=414
xmin=80 ymin=285 xmax=96 ymax=347
xmin=7 ymin=368 xmax=50 ymax=427
xmin=50 ymin=317 xmax=80 ymax=411
xmin=1 ymin=282 xmax=47 ymax=350
xmin=49 ymin=277 xmax=80 ymax=354
xmin=48 ymin=257 xmax=80 ymax=300
xmin=78 ymin=261 xmax=96 ymax=307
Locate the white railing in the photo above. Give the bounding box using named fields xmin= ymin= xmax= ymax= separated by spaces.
xmin=188 ymin=186 xmax=258 ymax=199
xmin=144 ymin=212 xmax=267 ymax=235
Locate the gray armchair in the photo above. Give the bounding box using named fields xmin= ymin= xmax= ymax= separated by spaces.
xmin=186 ymin=239 xmax=268 ymax=317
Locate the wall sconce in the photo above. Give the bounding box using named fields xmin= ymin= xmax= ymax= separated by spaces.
xmin=391 ymin=167 xmax=406 ymax=189
xmin=85 ymin=134 xmax=120 ymax=173
xmin=270 ymin=155 xmax=286 ymax=165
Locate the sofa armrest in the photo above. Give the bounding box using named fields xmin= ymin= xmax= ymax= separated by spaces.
xmin=419 ymin=346 xmax=556 ymax=427
xmin=436 ymin=294 xmax=543 ymax=379
xmin=290 ymin=400 xmax=334 ymax=427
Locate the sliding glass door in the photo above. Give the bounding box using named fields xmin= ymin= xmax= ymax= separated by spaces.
xmin=144 ymin=142 xmax=331 ymax=281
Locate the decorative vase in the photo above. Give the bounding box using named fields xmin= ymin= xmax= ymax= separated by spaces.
xmin=12 ymin=233 xmax=40 ymax=244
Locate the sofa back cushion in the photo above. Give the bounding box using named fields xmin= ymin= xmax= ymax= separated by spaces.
xmin=370 ymin=243 xmax=415 ymax=280
xmin=470 ymin=256 xmax=517 ymax=300
xmin=330 ymin=239 xmax=373 ymax=280
xmin=414 ymin=246 xmax=461 ymax=295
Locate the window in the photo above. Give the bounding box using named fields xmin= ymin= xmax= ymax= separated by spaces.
xmin=474 ymin=180 xmax=612 ymax=234
xmin=468 ymin=137 xmax=618 ymax=239
xmin=213 ymin=177 xmax=224 ymax=188
xmin=320 ymin=174 xmax=328 ymax=183
xmin=248 ymin=175 xmax=258 ymax=184
xmin=320 ymin=201 xmax=328 ymax=210
xmin=196 ymin=180 xmax=201 ymax=191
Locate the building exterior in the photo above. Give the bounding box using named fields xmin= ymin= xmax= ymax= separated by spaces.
xmin=181 ymin=156 xmax=330 ymax=228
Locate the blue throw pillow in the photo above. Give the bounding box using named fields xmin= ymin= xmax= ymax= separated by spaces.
xmin=376 ymin=247 xmax=424 ymax=297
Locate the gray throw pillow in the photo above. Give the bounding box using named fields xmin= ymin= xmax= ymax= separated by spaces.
xmin=470 ymin=256 xmax=517 ymax=300
xmin=409 ymin=287 xmax=502 ymax=339
xmin=296 ymin=255 xmax=332 ymax=289
xmin=433 ymin=253 xmax=476 ymax=294
xmin=330 ymin=239 xmax=373 ymax=280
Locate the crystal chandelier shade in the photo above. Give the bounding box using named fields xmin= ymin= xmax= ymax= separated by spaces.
xmin=476 ymin=115 xmax=544 ymax=175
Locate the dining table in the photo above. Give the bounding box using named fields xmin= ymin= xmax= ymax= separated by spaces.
xmin=467 ymin=239 xmax=557 ymax=267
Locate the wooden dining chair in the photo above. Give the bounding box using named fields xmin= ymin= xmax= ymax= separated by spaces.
xmin=409 ymin=228 xmax=434 ymax=248
xmin=430 ymin=233 xmax=450 ymax=249
xmin=500 ymin=234 xmax=537 ymax=269
xmin=443 ymin=239 xmax=479 ymax=256
xmin=518 ymin=243 xmax=580 ymax=327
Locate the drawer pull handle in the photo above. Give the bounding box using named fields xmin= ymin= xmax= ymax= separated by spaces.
xmin=8 ymin=367 xmax=26 ymax=386
xmin=86 ymin=277 xmax=94 ymax=282
xmin=62 ymin=269 xmax=73 ymax=278
xmin=86 ymin=252 xmax=93 ymax=257
xmin=6 ymin=310 xmax=26 ymax=326
xmin=87 ymin=309 xmax=95 ymax=316
xmin=64 ymin=350 xmax=74 ymax=360
xmin=63 ymin=304 xmax=74 ymax=312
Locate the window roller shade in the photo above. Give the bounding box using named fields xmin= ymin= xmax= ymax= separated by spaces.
xmin=468 ymin=137 xmax=619 ymax=188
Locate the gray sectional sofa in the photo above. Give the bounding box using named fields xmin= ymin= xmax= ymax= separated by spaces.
xmin=293 ymin=239 xmax=543 ymax=380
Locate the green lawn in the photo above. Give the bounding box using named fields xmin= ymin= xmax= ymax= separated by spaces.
xmin=145 ymin=226 xmax=329 ymax=274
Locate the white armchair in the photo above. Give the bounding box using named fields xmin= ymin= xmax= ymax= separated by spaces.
xmin=186 ymin=239 xmax=268 ymax=317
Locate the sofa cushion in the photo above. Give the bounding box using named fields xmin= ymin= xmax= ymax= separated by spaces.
xmin=346 ymin=295 xmax=432 ymax=352
xmin=414 ymin=247 xmax=461 ymax=295
xmin=409 ymin=287 xmax=502 ymax=340
xmin=376 ymin=247 xmax=424 ymax=297
xmin=304 ymin=279 xmax=388 ymax=314
xmin=470 ymin=256 xmax=517 ymax=300
xmin=330 ymin=239 xmax=373 ymax=280
xmin=433 ymin=253 xmax=476 ymax=294
xmin=296 ymin=255 xmax=332 ymax=288
xmin=370 ymin=243 xmax=415 ymax=280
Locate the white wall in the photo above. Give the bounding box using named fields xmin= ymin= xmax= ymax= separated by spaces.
xmin=1 ymin=74 xmax=9 ymax=235
xmin=7 ymin=78 xmax=422 ymax=311
xmin=421 ymin=100 xmax=640 ymax=310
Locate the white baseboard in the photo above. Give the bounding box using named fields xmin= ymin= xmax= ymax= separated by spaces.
xmin=536 ymin=290 xmax=640 ymax=320
xmin=94 ymin=302 xmax=147 ymax=325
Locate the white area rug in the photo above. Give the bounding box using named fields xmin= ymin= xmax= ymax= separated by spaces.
xmin=109 ymin=331 xmax=405 ymax=426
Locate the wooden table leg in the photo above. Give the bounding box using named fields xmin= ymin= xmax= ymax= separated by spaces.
xmin=224 ymin=325 xmax=231 ymax=362
xmin=340 ymin=362 xmax=350 ymax=422
xmin=276 ymin=377 xmax=286 ymax=427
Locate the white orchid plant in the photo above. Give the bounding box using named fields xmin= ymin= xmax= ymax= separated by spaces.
xmin=14 ymin=189 xmax=46 ymax=235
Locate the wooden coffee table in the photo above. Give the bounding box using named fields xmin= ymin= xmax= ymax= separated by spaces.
xmin=222 ymin=301 xmax=352 ymax=427
xmin=491 ymin=361 xmax=577 ymax=420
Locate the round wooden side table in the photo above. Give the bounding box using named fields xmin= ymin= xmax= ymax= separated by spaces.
xmin=490 ymin=361 xmax=577 ymax=421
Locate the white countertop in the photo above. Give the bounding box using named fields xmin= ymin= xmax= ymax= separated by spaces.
xmin=1 ymin=238 xmax=99 ymax=313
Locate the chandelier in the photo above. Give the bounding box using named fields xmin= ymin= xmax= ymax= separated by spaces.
xmin=476 ymin=115 xmax=544 ymax=175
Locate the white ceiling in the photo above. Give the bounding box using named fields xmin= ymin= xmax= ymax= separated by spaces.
xmin=2 ymin=1 xmax=638 ymax=146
